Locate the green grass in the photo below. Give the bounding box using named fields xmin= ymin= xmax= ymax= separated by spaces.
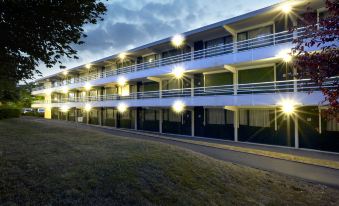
xmin=0 ymin=118 xmax=339 ymax=205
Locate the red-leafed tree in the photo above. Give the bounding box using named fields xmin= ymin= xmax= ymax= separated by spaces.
xmin=291 ymin=0 xmax=338 ymax=120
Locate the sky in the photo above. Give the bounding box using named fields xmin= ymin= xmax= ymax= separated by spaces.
xmin=37 ymin=0 xmax=283 ymax=78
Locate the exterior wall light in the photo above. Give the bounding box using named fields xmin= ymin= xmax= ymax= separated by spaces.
xmin=117 ymin=76 xmax=127 ymax=86
xmin=277 ymin=49 xmax=292 ymax=63
xmin=172 ymin=100 xmax=185 ymax=113
xmin=117 ymin=103 xmax=128 ymax=113
xmin=279 ymin=99 xmax=298 ymax=115
xmin=84 ymin=103 xmax=92 ymax=112
xmin=45 ymin=89 xmax=52 ymax=95
xmin=62 ymin=86 xmax=69 ymax=94
xmin=118 ymin=52 xmax=127 ymax=60
xmin=84 ymin=82 xmax=92 ymax=91
xmin=85 ymin=64 xmax=91 ymax=69
xmin=171 ymin=34 xmax=185 ymax=48
xmin=281 ymin=4 xmax=292 ymax=14
xmin=60 ymin=105 xmax=69 ymax=113
xmin=62 ymin=70 xmax=68 ymax=76
xmin=172 ymin=66 xmax=185 ymax=79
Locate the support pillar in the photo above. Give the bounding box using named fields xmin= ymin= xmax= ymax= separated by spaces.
xmin=86 ymin=111 xmax=89 ymax=124
xmin=98 ymin=108 xmax=102 ymax=126
xmin=159 ymin=108 xmax=163 ymax=133
xmin=319 ymin=108 xmax=322 ymax=134
xmin=191 ymin=109 xmax=194 ymax=137
xmin=134 ymin=109 xmax=138 ymax=130
xmin=294 ymin=114 xmax=299 ymax=149
xmin=234 ymin=109 xmax=239 ymax=142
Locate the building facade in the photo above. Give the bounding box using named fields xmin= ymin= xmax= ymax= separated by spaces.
xmin=32 ymin=0 xmax=339 ymax=153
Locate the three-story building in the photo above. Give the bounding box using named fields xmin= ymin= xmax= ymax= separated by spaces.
xmin=31 ymin=0 xmax=339 ymax=153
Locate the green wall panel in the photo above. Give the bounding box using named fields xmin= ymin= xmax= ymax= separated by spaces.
xmin=205 ymin=72 xmax=233 ymax=87
xmin=238 ymin=67 xmax=274 ymax=84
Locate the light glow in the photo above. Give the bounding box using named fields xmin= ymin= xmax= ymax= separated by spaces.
xmin=281 ymin=4 xmax=292 ymax=14
xmin=279 ymin=99 xmax=297 ymax=115
xmin=172 ymin=100 xmax=185 ymax=113
xmin=84 ymin=103 xmax=92 ymax=112
xmin=117 ymin=76 xmax=127 ymax=86
xmin=172 ymin=66 xmax=185 ymax=79
xmin=62 ymin=70 xmax=68 ymax=76
xmin=62 ymin=86 xmax=69 ymax=94
xmin=118 ymin=52 xmax=127 ymax=60
xmin=117 ymin=103 xmax=128 ymax=113
xmin=85 ymin=64 xmax=91 ymax=69
xmin=171 ymin=34 xmax=185 ymax=48
xmin=60 ymin=105 xmax=69 ymax=113
xmin=45 ymin=89 xmax=52 ymax=95
xmin=277 ymin=49 xmax=292 ymax=63
xmin=84 ymin=82 xmax=92 ymax=91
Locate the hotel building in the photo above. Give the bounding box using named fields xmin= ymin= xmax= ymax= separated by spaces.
xmin=31 ymin=0 xmax=339 ymax=153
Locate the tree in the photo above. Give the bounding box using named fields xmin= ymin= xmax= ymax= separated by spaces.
xmin=291 ymin=0 xmax=338 ymax=120
xmin=0 ymin=0 xmax=106 ymax=102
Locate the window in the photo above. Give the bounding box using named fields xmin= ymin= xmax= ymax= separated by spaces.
xmin=207 ymin=108 xmax=225 ymax=125
xmin=239 ymin=109 xmax=248 ymax=125
xmin=144 ymin=110 xmax=157 ymax=121
xmin=249 ymin=110 xmax=271 ymax=127
xmin=226 ymin=110 xmax=234 ymax=124
xmin=163 ymin=109 xmax=181 ymax=122
xmin=326 ymin=118 xmax=339 ymax=132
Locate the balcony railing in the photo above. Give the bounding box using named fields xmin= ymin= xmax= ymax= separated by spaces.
xmin=33 ymin=77 xmax=338 ymax=105
xmin=31 ymin=28 xmax=305 ymax=91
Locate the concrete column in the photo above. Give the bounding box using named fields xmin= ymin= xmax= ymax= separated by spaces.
xmin=134 ymin=109 xmax=138 ymax=130
xmin=191 ymin=109 xmax=194 ymax=137
xmin=274 ymin=108 xmax=278 ymax=131
xmin=294 ymin=114 xmax=299 ymax=149
xmin=75 ymin=108 xmax=78 ymax=123
xmin=293 ymin=67 xmax=298 ymax=93
xmin=234 ymin=109 xmax=239 ymax=142
xmin=98 ymin=108 xmax=102 ymax=126
xmin=159 ymin=81 xmax=163 ymax=98
xmin=233 ymin=70 xmax=238 ymax=95
xmin=318 ymin=108 xmax=322 ymax=134
xmin=159 ymin=108 xmax=163 ymax=133
xmin=86 ymin=111 xmax=89 ymax=124
xmin=191 ymin=78 xmax=194 ymax=97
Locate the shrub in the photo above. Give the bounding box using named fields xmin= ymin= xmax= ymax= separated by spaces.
xmin=0 ymin=107 xmax=21 ymax=119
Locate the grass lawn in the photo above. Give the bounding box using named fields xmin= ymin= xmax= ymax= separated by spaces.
xmin=0 ymin=118 xmax=339 ymax=205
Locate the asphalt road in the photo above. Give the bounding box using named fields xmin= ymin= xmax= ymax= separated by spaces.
xmin=30 ymin=117 xmax=339 ymax=188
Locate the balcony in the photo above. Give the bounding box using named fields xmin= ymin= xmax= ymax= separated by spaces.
xmin=32 ymin=77 xmax=337 ymax=107
xmin=32 ymin=28 xmax=305 ymax=93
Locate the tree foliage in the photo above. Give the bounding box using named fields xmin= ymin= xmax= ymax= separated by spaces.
xmin=0 ymin=0 xmax=106 ymax=101
xmin=291 ymin=0 xmax=339 ymax=119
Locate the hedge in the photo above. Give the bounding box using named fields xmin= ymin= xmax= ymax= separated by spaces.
xmin=0 ymin=108 xmax=21 ymax=119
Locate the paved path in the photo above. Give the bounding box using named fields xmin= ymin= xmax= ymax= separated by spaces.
xmin=28 ymin=117 xmax=339 ymax=188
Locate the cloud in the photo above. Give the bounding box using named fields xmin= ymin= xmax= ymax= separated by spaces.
xmin=37 ymin=0 xmax=281 ymax=77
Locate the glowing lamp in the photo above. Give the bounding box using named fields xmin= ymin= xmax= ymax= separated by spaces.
xmin=118 ymin=52 xmax=127 ymax=60
xmin=84 ymin=103 xmax=92 ymax=112
xmin=117 ymin=103 xmax=128 ymax=113
xmin=62 ymin=86 xmax=69 ymax=94
xmin=117 ymin=76 xmax=127 ymax=86
xmin=281 ymin=4 xmax=292 ymax=14
xmin=85 ymin=64 xmax=91 ymax=69
xmin=279 ymin=99 xmax=297 ymax=115
xmin=62 ymin=70 xmax=68 ymax=76
xmin=84 ymin=82 xmax=92 ymax=91
xmin=60 ymin=105 xmax=69 ymax=113
xmin=172 ymin=100 xmax=185 ymax=113
xmin=277 ymin=49 xmax=292 ymax=63
xmin=172 ymin=66 xmax=185 ymax=79
xmin=171 ymin=34 xmax=185 ymax=48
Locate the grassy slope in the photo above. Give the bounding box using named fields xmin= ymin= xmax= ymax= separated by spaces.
xmin=0 ymin=118 xmax=338 ymax=206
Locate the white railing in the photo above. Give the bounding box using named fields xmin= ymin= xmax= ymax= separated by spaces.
xmin=33 ymin=77 xmax=338 ymax=104
xmin=35 ymin=28 xmax=304 ymax=91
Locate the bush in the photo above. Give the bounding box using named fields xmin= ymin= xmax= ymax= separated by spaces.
xmin=22 ymin=111 xmax=44 ymax=117
xmin=0 ymin=107 xmax=21 ymax=119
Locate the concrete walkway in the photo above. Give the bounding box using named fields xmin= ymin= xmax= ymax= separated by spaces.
xmin=28 ymin=117 xmax=339 ymax=188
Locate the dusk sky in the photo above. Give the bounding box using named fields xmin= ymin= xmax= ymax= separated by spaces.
xmin=37 ymin=0 xmax=282 ymax=78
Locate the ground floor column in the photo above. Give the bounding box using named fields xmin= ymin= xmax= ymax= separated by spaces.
xmin=191 ymin=109 xmax=194 ymax=137
xmin=98 ymin=108 xmax=102 ymax=126
xmin=159 ymin=108 xmax=163 ymax=133
xmin=294 ymin=114 xmax=299 ymax=149
xmin=234 ymin=109 xmax=239 ymax=142
xmin=134 ymin=109 xmax=138 ymax=130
